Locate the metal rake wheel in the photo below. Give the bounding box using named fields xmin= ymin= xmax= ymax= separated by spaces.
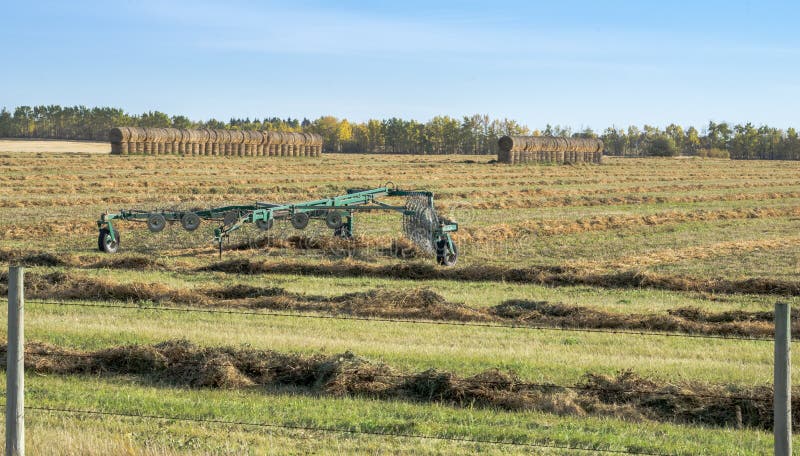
xmin=402 ymin=194 xmax=438 ymax=254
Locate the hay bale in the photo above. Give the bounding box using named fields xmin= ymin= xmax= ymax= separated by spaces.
xmin=247 ymin=131 xmax=261 ymax=156
xmin=264 ymin=131 xmax=276 ymax=156
xmin=215 ymin=130 xmax=230 ymax=156
xmin=229 ymin=131 xmax=244 ymax=156
xmin=498 ymin=136 xmax=603 ymax=164
xmin=108 ymin=128 xmax=325 ymax=159
xmin=196 ymin=129 xmax=210 ymax=156
xmin=108 ymin=127 xmax=131 ymax=143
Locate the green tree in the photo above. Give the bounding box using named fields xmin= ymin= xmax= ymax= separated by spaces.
xmin=647 ymin=136 xmax=678 ymax=157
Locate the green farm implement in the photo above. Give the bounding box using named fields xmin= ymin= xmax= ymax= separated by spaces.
xmin=96 ymin=185 xmax=459 ymax=266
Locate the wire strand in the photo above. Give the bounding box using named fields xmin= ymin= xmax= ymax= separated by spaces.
xmin=28 ymin=300 xmax=776 ymax=342
xmin=23 ymin=404 xmax=673 ymax=455
xmin=18 ymin=350 xmax=775 ymax=402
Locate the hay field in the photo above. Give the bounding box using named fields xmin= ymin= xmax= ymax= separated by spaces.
xmin=1 ymin=148 xmax=800 ymax=454
xmin=0 ymin=139 xmax=110 ymax=154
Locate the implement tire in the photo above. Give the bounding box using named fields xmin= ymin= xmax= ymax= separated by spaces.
xmin=98 ymin=228 xmax=120 ymax=254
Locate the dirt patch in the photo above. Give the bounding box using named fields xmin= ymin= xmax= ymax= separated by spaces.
xmin=2 ymin=339 xmax=794 ymax=430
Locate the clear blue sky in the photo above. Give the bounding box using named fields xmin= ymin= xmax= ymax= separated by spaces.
xmin=2 ymin=0 xmax=798 ymax=130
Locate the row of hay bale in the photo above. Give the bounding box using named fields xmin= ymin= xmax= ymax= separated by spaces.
xmin=109 ymin=127 xmax=323 ymax=157
xmin=497 ymin=135 xmax=604 ymax=164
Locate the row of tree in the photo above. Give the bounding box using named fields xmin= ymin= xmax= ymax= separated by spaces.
xmin=1 ymin=105 xmax=799 ymax=160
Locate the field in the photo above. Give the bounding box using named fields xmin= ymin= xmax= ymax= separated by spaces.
xmin=1 ymin=141 xmax=800 ymax=455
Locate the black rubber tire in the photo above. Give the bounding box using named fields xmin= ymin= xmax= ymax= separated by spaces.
xmin=325 ymin=211 xmax=343 ymax=229
xmin=181 ymin=213 xmax=201 ymax=231
xmin=291 ymin=212 xmax=309 ymax=230
xmin=98 ymin=228 xmax=120 ymax=254
xmin=255 ymin=218 xmax=273 ymax=231
xmin=436 ymin=239 xmax=458 ymax=267
xmin=147 ymin=213 xmax=167 ymax=233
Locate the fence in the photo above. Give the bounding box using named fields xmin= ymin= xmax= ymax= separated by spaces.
xmin=3 ymin=265 xmax=794 ymax=455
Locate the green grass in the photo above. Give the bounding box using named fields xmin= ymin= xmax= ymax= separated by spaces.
xmin=3 ymin=154 xmax=800 ymax=453
xmin=2 ymin=374 xmax=789 ymax=455
xmin=71 ymin=265 xmax=799 ymax=314
xmin=5 ymin=298 xmax=790 ymax=387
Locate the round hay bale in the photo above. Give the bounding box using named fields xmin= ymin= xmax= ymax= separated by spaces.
xmin=497 ymin=148 xmax=510 ymax=164
xmin=204 ymin=129 xmax=217 ymax=155
xmin=216 ymin=129 xmax=227 ymax=154
xmin=143 ymin=128 xmax=159 ymax=143
xmin=229 ymin=130 xmax=244 ymax=156
xmin=111 ymin=143 xmax=121 ymax=154
xmin=127 ymin=127 xmax=145 ymax=143
xmin=195 ymin=129 xmax=209 ymax=156
xmin=247 ymin=131 xmax=261 ymax=156
xmin=256 ymin=131 xmax=268 ymax=156
xmin=108 ymin=127 xmax=131 ymax=143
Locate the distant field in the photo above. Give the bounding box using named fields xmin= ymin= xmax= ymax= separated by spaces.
xmin=1 ymin=146 xmax=799 ymax=454
xmin=0 ymin=138 xmax=110 ymax=154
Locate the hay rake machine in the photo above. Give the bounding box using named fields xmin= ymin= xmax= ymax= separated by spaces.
xmin=96 ymin=185 xmax=459 ymax=266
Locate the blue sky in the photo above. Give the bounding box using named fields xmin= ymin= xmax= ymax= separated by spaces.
xmin=1 ymin=0 xmax=798 ymax=130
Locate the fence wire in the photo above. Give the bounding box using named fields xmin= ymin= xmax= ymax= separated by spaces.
xmin=17 ymin=350 xmax=774 ymax=403
xmin=18 ymin=403 xmax=674 ymax=455
xmin=28 ymin=299 xmax=777 ymax=342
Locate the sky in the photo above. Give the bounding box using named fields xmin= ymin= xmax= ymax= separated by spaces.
xmin=1 ymin=0 xmax=799 ymax=130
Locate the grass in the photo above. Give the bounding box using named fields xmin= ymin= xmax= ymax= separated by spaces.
xmin=2 ymin=150 xmax=800 ymax=453
xmin=2 ymin=374 xmax=792 ymax=455
xmin=6 ymin=298 xmax=789 ymax=387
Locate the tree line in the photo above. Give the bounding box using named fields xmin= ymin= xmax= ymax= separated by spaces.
xmin=1 ymin=105 xmax=799 ymax=160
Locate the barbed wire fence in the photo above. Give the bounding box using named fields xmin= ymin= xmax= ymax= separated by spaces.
xmin=3 ymin=266 xmax=794 ymax=455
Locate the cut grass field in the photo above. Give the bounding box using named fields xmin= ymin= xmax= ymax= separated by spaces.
xmin=1 ymin=144 xmax=799 ymax=454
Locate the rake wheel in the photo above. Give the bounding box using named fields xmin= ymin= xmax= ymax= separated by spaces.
xmin=325 ymin=211 xmax=343 ymax=229
xmin=147 ymin=213 xmax=167 ymax=233
xmin=98 ymin=228 xmax=120 ymax=253
xmin=403 ymin=194 xmax=438 ymax=254
xmin=291 ymin=212 xmax=309 ymax=230
xmin=436 ymin=239 xmax=458 ymax=266
xmin=255 ymin=218 xmax=273 ymax=231
xmin=181 ymin=213 xmax=201 ymax=231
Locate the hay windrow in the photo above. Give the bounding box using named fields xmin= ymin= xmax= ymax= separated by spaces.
xmin=202 ymin=259 xmax=800 ymax=297
xmin=1 ymin=339 xmax=794 ymax=430
xmin=5 ymin=270 xmax=795 ymax=338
